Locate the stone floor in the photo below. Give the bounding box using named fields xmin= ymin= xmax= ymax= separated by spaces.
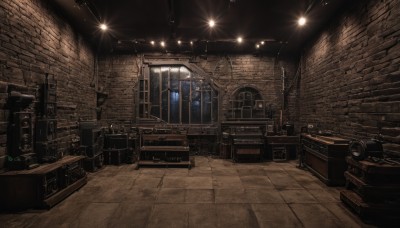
xmin=0 ymin=157 xmax=374 ymax=228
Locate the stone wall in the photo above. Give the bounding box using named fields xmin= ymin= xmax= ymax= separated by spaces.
xmin=0 ymin=0 xmax=96 ymax=169
xmin=98 ymin=53 xmax=296 ymax=127
xmin=299 ymin=0 xmax=400 ymax=154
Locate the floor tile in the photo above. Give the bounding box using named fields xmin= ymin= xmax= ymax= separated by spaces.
xmin=185 ymin=189 xmax=214 ymax=203
xmin=252 ymin=204 xmax=303 ymax=228
xmin=245 ymin=189 xmax=285 ymax=203
xmin=215 ymin=189 xmax=247 ymax=203
xmin=147 ymin=204 xmax=188 ymax=228
xmin=213 ymin=176 xmax=243 ymax=188
xmin=279 ymin=189 xmax=318 ymax=203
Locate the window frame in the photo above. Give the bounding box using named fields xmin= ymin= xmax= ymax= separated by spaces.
xmin=138 ymin=62 xmax=218 ymax=124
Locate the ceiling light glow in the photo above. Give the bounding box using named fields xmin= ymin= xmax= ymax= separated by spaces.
xmin=298 ymin=17 xmax=306 ymax=26
xmin=208 ymin=19 xmax=215 ymax=28
xmin=150 ymin=41 xmax=155 ymax=45
xmin=261 ymin=41 xmax=265 ymax=45
xmin=160 ymin=41 xmax=165 ymax=47
xmin=99 ymin=23 xmax=108 ymax=31
xmin=256 ymin=44 xmax=260 ymax=49
xmin=237 ymin=37 xmax=243 ymax=43
xmin=190 ymin=41 xmax=193 ymax=45
xmin=178 ymin=40 xmax=181 ymax=45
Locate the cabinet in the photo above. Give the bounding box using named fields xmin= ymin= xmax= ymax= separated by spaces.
xmin=0 ymin=156 xmax=86 ymax=210
xmin=301 ymin=134 xmax=349 ymax=186
xmin=138 ymin=134 xmax=190 ymax=168
xmin=266 ymin=136 xmax=300 ymax=161
xmin=104 ymin=134 xmax=129 ymax=165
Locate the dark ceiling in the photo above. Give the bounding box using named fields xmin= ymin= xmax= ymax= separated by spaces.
xmin=52 ymin=0 xmax=345 ymax=56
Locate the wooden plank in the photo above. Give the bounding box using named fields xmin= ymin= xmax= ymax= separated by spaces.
xmin=302 ymin=134 xmax=349 ymax=145
xmin=0 ymin=156 xmax=85 ymax=176
xmin=266 ymin=136 xmax=299 ymax=144
xmin=340 ymin=190 xmax=400 ymax=223
xmin=140 ymin=146 xmax=189 ymax=152
xmin=346 ymin=156 xmax=400 ymax=174
xmin=345 ymin=171 xmax=400 ymax=202
xmin=137 ymin=161 xmax=191 ymax=169
xmin=236 ymin=148 xmax=260 ymax=155
xmin=43 ymin=176 xmax=87 ymax=208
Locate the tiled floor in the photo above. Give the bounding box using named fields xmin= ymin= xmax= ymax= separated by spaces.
xmin=0 ymin=157 xmax=373 ymax=228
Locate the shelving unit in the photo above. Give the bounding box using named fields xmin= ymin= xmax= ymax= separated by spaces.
xmin=137 ymin=133 xmax=190 ymax=168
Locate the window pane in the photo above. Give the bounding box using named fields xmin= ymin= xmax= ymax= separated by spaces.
xmin=191 ymin=91 xmax=201 ymax=123
xmin=202 ymin=90 xmax=211 ymax=123
xmin=146 ymin=65 xmax=218 ymax=124
xmin=180 ymin=66 xmax=191 ymax=80
xmin=181 ymin=81 xmax=190 ymax=123
xmin=161 ymin=67 xmax=169 ymax=122
xmin=170 ymin=67 xmax=179 ymax=91
xmin=150 ymin=67 xmax=160 ymax=118
xmin=170 ymin=91 xmax=179 ymax=123
xmin=212 ymin=90 xmax=219 ymax=122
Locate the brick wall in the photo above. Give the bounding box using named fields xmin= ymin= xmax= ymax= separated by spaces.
xmin=298 ymin=0 xmax=400 ymax=154
xmin=0 ymin=0 xmax=96 ymax=169
xmin=98 ymin=53 xmax=296 ymax=127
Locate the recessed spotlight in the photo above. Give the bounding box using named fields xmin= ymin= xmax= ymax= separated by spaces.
xmin=298 ymin=17 xmax=306 ymax=26
xmin=190 ymin=41 xmax=193 ymax=45
xmin=256 ymin=44 xmax=260 ymax=49
xmin=208 ymin=19 xmax=215 ymax=28
xmin=177 ymin=40 xmax=182 ymax=45
xmin=160 ymin=41 xmax=165 ymax=47
xmin=237 ymin=37 xmax=243 ymax=43
xmin=150 ymin=40 xmax=155 ymax=45
xmin=99 ymin=23 xmax=108 ymax=31
xmin=260 ymin=41 xmax=265 ymax=45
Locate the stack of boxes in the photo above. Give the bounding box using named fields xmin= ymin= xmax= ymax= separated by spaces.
xmin=35 ymin=74 xmax=60 ymax=163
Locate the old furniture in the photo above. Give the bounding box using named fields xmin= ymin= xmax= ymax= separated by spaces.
xmin=301 ymin=134 xmax=349 ymax=186
xmin=138 ymin=131 xmax=190 ymax=168
xmin=221 ymin=121 xmax=266 ymax=162
xmin=0 ymin=156 xmax=86 ymax=210
xmin=103 ymin=133 xmax=129 ymax=165
xmin=341 ymin=156 xmax=400 ymax=223
xmin=80 ymin=121 xmax=104 ymax=172
xmin=266 ymin=136 xmax=300 ymax=161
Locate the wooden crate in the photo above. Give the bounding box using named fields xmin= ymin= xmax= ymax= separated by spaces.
xmin=302 ymin=134 xmax=349 ymax=186
xmin=0 ymin=156 xmax=86 ymax=211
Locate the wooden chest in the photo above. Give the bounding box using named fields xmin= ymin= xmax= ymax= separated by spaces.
xmin=301 ymin=134 xmax=349 ymax=186
xmin=0 ymin=156 xmax=86 ymax=211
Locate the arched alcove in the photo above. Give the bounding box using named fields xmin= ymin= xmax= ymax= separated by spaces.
xmin=226 ymin=86 xmax=269 ymax=119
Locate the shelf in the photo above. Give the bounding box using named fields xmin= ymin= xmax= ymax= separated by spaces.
xmin=138 ymin=133 xmax=190 ymax=169
xmin=137 ymin=161 xmax=191 ymax=169
xmin=140 ymin=146 xmax=189 ymax=152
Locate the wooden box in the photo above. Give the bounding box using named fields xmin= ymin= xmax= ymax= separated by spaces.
xmin=301 ymin=134 xmax=349 ymax=186
xmin=104 ymin=149 xmax=127 ymax=165
xmin=0 ymin=156 xmax=86 ymax=211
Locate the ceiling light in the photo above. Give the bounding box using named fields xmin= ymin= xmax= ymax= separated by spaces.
xmin=190 ymin=41 xmax=193 ymax=45
xmin=208 ymin=19 xmax=215 ymax=28
xmin=260 ymin=41 xmax=265 ymax=45
xmin=99 ymin=23 xmax=108 ymax=31
xmin=160 ymin=41 xmax=165 ymax=47
xmin=177 ymin=40 xmax=181 ymax=45
xmin=150 ymin=41 xmax=155 ymax=45
xmin=237 ymin=37 xmax=243 ymax=43
xmin=298 ymin=17 xmax=306 ymax=26
xmin=256 ymin=44 xmax=260 ymax=49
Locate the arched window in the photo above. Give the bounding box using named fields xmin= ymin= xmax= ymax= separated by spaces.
xmin=228 ymin=87 xmax=269 ymax=119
